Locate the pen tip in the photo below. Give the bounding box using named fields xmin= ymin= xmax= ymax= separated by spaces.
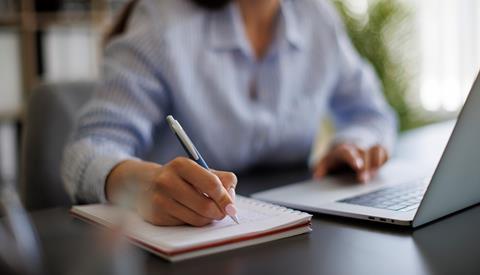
xmin=231 ymin=215 xmax=240 ymax=224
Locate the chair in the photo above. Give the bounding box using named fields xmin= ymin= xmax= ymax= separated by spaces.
xmin=20 ymin=1 xmax=139 ymax=210
xmin=21 ymin=82 xmax=94 ymax=210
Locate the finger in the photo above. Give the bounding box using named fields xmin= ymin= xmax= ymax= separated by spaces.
xmin=358 ymin=146 xmax=388 ymax=183
xmin=153 ymin=194 xmax=213 ymax=227
xmin=369 ymin=169 xmax=379 ymax=180
xmin=158 ymin=173 xmax=224 ymax=220
xmin=358 ymin=149 xmax=371 ymax=183
xmin=136 ymin=193 xmax=183 ymax=226
xmin=313 ymin=158 xmax=329 ymax=179
xmin=170 ymin=158 xmax=234 ymax=215
xmin=212 ymin=170 xmax=237 ymax=190
xmin=369 ymin=146 xmax=381 ymax=170
xmin=373 ymin=145 xmax=388 ymax=167
xmin=145 ymin=212 xmax=183 ymax=226
xmin=334 ymin=144 xmax=364 ymax=172
xmin=366 ymin=145 xmax=388 ymax=181
xmin=166 ymin=199 xmax=214 ymax=227
xmin=212 ymin=170 xmax=238 ymax=202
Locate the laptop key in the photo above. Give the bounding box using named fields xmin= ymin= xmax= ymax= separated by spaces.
xmin=386 ymin=204 xmax=408 ymax=211
xmin=398 ymin=204 xmax=420 ymax=212
xmin=339 ymin=182 xmax=427 ymax=211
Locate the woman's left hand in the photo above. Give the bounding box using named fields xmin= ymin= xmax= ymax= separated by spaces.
xmin=313 ymin=143 xmax=389 ymax=183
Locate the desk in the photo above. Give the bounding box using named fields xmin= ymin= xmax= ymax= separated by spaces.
xmin=7 ymin=121 xmax=480 ymax=275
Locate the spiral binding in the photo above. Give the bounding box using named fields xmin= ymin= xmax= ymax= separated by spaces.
xmin=238 ymin=196 xmax=306 ymax=216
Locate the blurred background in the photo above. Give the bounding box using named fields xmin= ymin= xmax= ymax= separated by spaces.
xmin=1 ymin=0 xmax=480 ymax=196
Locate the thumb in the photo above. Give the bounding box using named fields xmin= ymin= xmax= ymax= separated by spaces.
xmin=313 ymin=157 xmax=330 ymax=179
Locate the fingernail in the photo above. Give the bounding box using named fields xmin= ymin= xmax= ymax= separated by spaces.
xmin=356 ymin=158 xmax=364 ymax=170
xmin=360 ymin=172 xmax=370 ymax=182
xmin=225 ymin=203 xmax=238 ymax=217
xmin=228 ymin=187 xmax=236 ymax=201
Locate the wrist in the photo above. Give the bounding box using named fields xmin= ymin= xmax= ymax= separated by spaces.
xmin=105 ymin=159 xmax=161 ymax=203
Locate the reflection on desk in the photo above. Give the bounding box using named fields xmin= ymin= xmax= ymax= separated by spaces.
xmin=413 ymin=205 xmax=480 ymax=274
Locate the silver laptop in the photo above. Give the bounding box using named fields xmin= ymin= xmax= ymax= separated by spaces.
xmin=252 ymin=72 xmax=480 ymax=227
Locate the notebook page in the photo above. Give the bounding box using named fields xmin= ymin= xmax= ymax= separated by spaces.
xmin=72 ymin=196 xmax=311 ymax=252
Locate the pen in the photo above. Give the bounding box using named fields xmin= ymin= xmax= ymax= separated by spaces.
xmin=166 ymin=115 xmax=239 ymax=224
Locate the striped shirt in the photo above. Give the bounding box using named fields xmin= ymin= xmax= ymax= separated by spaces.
xmin=62 ymin=0 xmax=397 ymax=203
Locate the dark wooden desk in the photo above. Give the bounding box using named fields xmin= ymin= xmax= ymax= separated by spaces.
xmin=9 ymin=121 xmax=480 ymax=275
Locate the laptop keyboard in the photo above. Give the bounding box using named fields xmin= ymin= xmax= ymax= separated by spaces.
xmin=339 ymin=181 xmax=428 ymax=212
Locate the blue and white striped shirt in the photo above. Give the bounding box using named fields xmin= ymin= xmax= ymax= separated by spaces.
xmin=62 ymin=0 xmax=397 ymax=203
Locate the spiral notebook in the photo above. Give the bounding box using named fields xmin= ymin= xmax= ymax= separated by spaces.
xmin=71 ymin=196 xmax=312 ymax=261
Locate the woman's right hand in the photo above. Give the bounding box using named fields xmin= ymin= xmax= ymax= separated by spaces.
xmin=105 ymin=157 xmax=237 ymax=226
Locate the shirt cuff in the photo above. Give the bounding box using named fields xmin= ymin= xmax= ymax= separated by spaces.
xmin=83 ymin=151 xmax=138 ymax=203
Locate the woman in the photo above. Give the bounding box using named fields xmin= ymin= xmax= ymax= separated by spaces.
xmin=62 ymin=0 xmax=397 ymax=226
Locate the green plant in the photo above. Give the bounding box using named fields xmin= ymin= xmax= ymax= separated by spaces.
xmin=334 ymin=0 xmax=427 ymax=131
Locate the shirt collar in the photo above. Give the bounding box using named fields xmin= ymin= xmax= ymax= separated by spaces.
xmin=280 ymin=0 xmax=306 ymax=50
xmin=208 ymin=0 xmax=305 ymax=55
xmin=208 ymin=3 xmax=251 ymax=55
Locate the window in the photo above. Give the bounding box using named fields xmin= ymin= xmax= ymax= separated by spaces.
xmin=341 ymin=0 xmax=480 ymax=114
xmin=417 ymin=0 xmax=480 ymax=112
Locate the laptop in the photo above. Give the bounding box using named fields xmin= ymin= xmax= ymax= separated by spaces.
xmin=252 ymin=72 xmax=480 ymax=228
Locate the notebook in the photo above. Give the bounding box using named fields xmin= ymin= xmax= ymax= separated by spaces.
xmin=71 ymin=195 xmax=312 ymax=261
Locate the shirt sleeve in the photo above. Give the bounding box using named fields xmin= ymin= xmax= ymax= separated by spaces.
xmin=61 ymin=1 xmax=170 ymax=203
xmin=327 ymin=7 xmax=398 ymax=155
